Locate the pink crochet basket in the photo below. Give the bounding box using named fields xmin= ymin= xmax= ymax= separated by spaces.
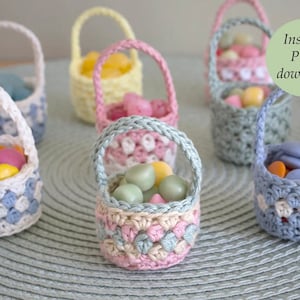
xmin=93 ymin=39 xmax=178 ymax=175
xmin=204 ymin=0 xmax=272 ymax=103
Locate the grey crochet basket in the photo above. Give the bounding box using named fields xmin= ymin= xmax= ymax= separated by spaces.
xmin=93 ymin=116 xmax=202 ymax=270
xmin=254 ymin=88 xmax=300 ymax=242
xmin=208 ymin=18 xmax=291 ymax=165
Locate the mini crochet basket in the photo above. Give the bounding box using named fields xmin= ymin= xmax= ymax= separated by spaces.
xmin=0 ymin=21 xmax=47 ymax=144
xmin=209 ymin=18 xmax=291 ymax=165
xmin=93 ymin=39 xmax=178 ymax=175
xmin=0 ymin=88 xmax=42 ymax=237
xmin=70 ymin=7 xmax=142 ymax=124
xmin=253 ymin=88 xmax=300 ymax=242
xmin=93 ymin=116 xmax=202 ymax=270
xmin=204 ymin=0 xmax=271 ymax=103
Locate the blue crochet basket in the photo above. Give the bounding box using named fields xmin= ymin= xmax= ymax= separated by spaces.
xmin=0 ymin=21 xmax=47 ymax=144
xmin=253 ymin=88 xmax=300 ymax=241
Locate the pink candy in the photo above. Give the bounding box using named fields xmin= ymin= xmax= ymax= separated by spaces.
xmin=151 ymin=99 xmax=168 ymax=118
xmin=149 ymin=193 xmax=167 ymax=204
xmin=239 ymin=45 xmax=260 ymax=58
xmin=0 ymin=148 xmax=26 ymax=170
xmin=224 ymin=95 xmax=242 ymax=108
xmin=229 ymin=44 xmax=244 ymax=56
xmin=123 ymin=92 xmax=153 ymax=117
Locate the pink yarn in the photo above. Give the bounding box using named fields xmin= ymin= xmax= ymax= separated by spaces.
xmin=146 ymin=223 xmax=165 ymax=242
xmin=172 ymin=220 xmax=188 ymax=239
xmin=121 ymin=225 xmax=138 ymax=243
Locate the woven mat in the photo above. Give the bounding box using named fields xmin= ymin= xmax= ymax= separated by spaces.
xmin=1 ymin=57 xmax=300 ymax=300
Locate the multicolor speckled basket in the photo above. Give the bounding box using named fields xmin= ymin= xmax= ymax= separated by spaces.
xmin=0 ymin=21 xmax=47 ymax=144
xmin=253 ymin=88 xmax=300 ymax=242
xmin=70 ymin=6 xmax=142 ymax=124
xmin=204 ymin=0 xmax=271 ymax=103
xmin=209 ymin=18 xmax=291 ymax=165
xmin=93 ymin=39 xmax=178 ymax=175
xmin=0 ymin=88 xmax=42 ymax=237
xmin=93 ymin=116 xmax=202 ymax=270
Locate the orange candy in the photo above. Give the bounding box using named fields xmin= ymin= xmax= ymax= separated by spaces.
xmin=241 ymin=86 xmax=264 ymax=108
xmin=151 ymin=161 xmax=173 ymax=186
xmin=267 ymin=161 xmax=287 ymax=178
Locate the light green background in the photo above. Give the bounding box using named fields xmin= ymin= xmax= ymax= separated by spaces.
xmin=266 ymin=19 xmax=300 ymax=96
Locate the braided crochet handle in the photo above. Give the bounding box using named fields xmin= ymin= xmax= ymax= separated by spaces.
xmin=93 ymin=39 xmax=178 ymax=131
xmin=255 ymin=88 xmax=286 ymax=165
xmin=0 ymin=21 xmax=45 ymax=90
xmin=212 ymin=0 xmax=269 ymax=50
xmin=71 ymin=6 xmax=138 ymax=62
xmin=0 ymin=88 xmax=38 ymax=168
xmin=93 ymin=116 xmax=202 ymax=212
xmin=209 ymin=17 xmax=272 ymax=99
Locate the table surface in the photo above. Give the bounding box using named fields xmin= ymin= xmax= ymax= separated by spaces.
xmin=0 ymin=56 xmax=300 ymax=300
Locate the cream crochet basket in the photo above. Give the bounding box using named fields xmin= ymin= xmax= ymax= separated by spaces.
xmin=0 ymin=88 xmax=42 ymax=237
xmin=70 ymin=7 xmax=142 ymax=124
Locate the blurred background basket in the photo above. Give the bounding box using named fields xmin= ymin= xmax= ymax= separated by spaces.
xmin=0 ymin=88 xmax=42 ymax=237
xmin=204 ymin=0 xmax=271 ymax=103
xmin=0 ymin=21 xmax=46 ymax=144
xmin=208 ymin=18 xmax=291 ymax=166
xmin=254 ymin=89 xmax=300 ymax=242
xmin=93 ymin=116 xmax=202 ymax=270
xmin=93 ymin=39 xmax=178 ymax=175
xmin=70 ymin=6 xmax=142 ymax=124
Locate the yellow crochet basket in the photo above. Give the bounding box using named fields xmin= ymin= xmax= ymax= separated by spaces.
xmin=69 ymin=7 xmax=142 ymax=124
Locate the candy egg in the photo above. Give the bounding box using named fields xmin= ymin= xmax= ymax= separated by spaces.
xmin=279 ymin=154 xmax=300 ymax=169
xmin=229 ymin=44 xmax=244 ymax=56
xmin=278 ymin=142 xmax=300 ymax=158
xmin=239 ymin=45 xmax=260 ymax=58
xmin=241 ymin=86 xmax=264 ymax=108
xmin=224 ymin=95 xmax=242 ymax=108
xmin=261 ymin=86 xmax=271 ymax=99
xmin=219 ymin=32 xmax=233 ymax=50
xmin=151 ymin=99 xmax=168 ymax=118
xmin=0 ymin=164 xmax=19 ymax=180
xmin=104 ymin=53 xmax=132 ymax=73
xmin=267 ymin=161 xmax=286 ymax=178
xmin=149 ymin=193 xmax=167 ymax=204
xmin=112 ymin=183 xmax=143 ymax=205
xmin=143 ymin=185 xmax=158 ymax=202
xmin=233 ymin=33 xmax=253 ymax=45
xmin=81 ymin=51 xmax=100 ymax=73
xmin=158 ymin=175 xmax=188 ymax=202
xmin=123 ymin=92 xmax=142 ymax=109
xmin=229 ymin=88 xmax=244 ymax=97
xmin=119 ymin=176 xmax=127 ymax=185
xmin=108 ymin=106 xmax=127 ymax=121
xmin=125 ymin=164 xmax=155 ymax=191
xmin=220 ymin=50 xmax=239 ymax=60
xmin=13 ymin=144 xmax=25 ymax=156
xmin=126 ymin=97 xmax=153 ymax=117
xmin=151 ymin=161 xmax=173 ymax=186
xmin=0 ymin=148 xmax=26 ymax=170
xmin=101 ymin=68 xmax=122 ymax=79
xmin=285 ymin=169 xmax=300 ymax=181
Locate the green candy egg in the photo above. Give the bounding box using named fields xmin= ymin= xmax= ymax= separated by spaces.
xmin=112 ymin=184 xmax=143 ymax=205
xmin=125 ymin=163 xmax=155 ymax=191
xmin=119 ymin=176 xmax=127 ymax=185
xmin=219 ymin=32 xmax=233 ymax=49
xmin=143 ymin=185 xmax=158 ymax=203
xmin=158 ymin=175 xmax=188 ymax=202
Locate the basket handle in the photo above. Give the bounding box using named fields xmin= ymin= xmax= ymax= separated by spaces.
xmin=0 ymin=88 xmax=38 ymax=168
xmin=71 ymin=6 xmax=138 ymax=63
xmin=208 ymin=17 xmax=272 ymax=100
xmin=93 ymin=115 xmax=202 ymax=211
xmin=93 ymin=39 xmax=178 ymax=132
xmin=255 ymin=88 xmax=286 ymax=165
xmin=0 ymin=21 xmax=45 ymax=90
xmin=211 ymin=0 xmax=269 ymax=50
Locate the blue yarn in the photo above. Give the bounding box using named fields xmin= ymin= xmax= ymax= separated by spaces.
xmin=2 ymin=191 xmax=17 ymax=209
xmin=6 ymin=208 xmax=22 ymax=224
xmin=26 ymin=199 xmax=39 ymax=215
xmin=112 ymin=227 xmax=125 ymax=248
xmin=96 ymin=221 xmax=106 ymax=241
xmin=286 ymin=191 xmax=300 ymax=209
xmin=183 ymin=224 xmax=198 ymax=245
xmin=134 ymin=233 xmax=153 ymax=254
xmin=160 ymin=231 xmax=177 ymax=252
xmin=24 ymin=177 xmax=35 ymax=199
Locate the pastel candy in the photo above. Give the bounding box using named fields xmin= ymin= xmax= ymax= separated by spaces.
xmin=123 ymin=92 xmax=142 ymax=110
xmin=104 ymin=53 xmax=131 ymax=73
xmin=126 ymin=97 xmax=153 ymax=117
xmin=0 ymin=164 xmax=19 ymax=180
xmin=267 ymin=160 xmax=286 ymax=178
xmin=219 ymin=32 xmax=233 ymax=49
xmin=101 ymin=68 xmax=122 ymax=79
xmin=279 ymin=154 xmax=300 ymax=169
xmin=151 ymin=161 xmax=173 ymax=186
xmin=224 ymin=95 xmax=242 ymax=108
xmin=233 ymin=33 xmax=253 ymax=45
xmin=239 ymin=45 xmax=260 ymax=58
xmin=158 ymin=175 xmax=188 ymax=202
xmin=149 ymin=193 xmax=167 ymax=204
xmin=229 ymin=44 xmax=244 ymax=55
xmin=0 ymin=148 xmax=26 ymax=170
xmin=285 ymin=169 xmax=300 ymax=181
xmin=241 ymin=86 xmax=264 ymax=108
xmin=81 ymin=51 xmax=100 ymax=73
xmin=229 ymin=88 xmax=244 ymax=97
xmin=220 ymin=50 xmax=239 ymax=60
xmin=112 ymin=183 xmax=143 ymax=205
xmin=125 ymin=164 xmax=155 ymax=191
xmin=278 ymin=142 xmax=300 ymax=158
xmin=143 ymin=185 xmax=158 ymax=202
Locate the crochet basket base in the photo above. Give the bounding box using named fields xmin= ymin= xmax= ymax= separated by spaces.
xmin=254 ymin=145 xmax=300 ymax=242
xmin=95 ymin=195 xmax=200 ymax=270
xmin=211 ymin=87 xmax=291 ymax=165
xmin=70 ymin=60 xmax=142 ymax=124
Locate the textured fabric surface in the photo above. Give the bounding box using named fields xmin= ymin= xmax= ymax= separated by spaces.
xmin=0 ymin=57 xmax=300 ymax=299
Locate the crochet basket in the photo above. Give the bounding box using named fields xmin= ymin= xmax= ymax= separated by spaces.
xmin=253 ymin=88 xmax=300 ymax=241
xmin=204 ymin=0 xmax=271 ymax=103
xmin=70 ymin=7 xmax=142 ymax=124
xmin=0 ymin=88 xmax=42 ymax=237
xmin=93 ymin=116 xmax=202 ymax=270
xmin=209 ymin=18 xmax=291 ymax=165
xmin=0 ymin=21 xmax=47 ymax=144
xmin=93 ymin=39 xmax=178 ymax=175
